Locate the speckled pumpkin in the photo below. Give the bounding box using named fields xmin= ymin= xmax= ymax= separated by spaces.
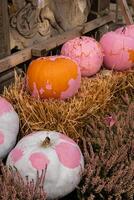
xmin=0 ymin=97 xmax=19 ymax=159
xmin=100 ymin=31 xmax=134 ymax=71
xmin=6 ymin=131 xmax=84 ymax=199
xmin=61 ymin=36 xmax=104 ymax=77
xmin=26 ymin=56 xmax=81 ymax=99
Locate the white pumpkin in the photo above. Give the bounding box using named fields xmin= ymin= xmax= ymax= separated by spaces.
xmin=0 ymin=96 xmax=19 ymax=159
xmin=6 ymin=131 xmax=84 ymax=199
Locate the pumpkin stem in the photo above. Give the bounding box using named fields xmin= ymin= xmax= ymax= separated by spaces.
xmin=42 ymin=136 xmax=51 ymax=147
xmin=122 ymin=26 xmax=126 ymax=33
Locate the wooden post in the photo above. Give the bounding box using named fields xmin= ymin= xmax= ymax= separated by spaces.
xmin=118 ymin=0 xmax=133 ymax=24
xmin=0 ymin=0 xmax=10 ymax=59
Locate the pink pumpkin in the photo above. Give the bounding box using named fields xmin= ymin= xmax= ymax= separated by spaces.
xmin=100 ymin=31 xmax=134 ymax=71
xmin=61 ymin=36 xmax=104 ymax=77
xmin=115 ymin=25 xmax=134 ymax=39
xmin=0 ymin=97 xmax=19 ymax=159
xmin=6 ymin=131 xmax=84 ymax=199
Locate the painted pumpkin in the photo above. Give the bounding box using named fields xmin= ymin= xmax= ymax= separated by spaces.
xmin=115 ymin=25 xmax=134 ymax=39
xmin=26 ymin=56 xmax=81 ymax=99
xmin=61 ymin=36 xmax=104 ymax=76
xmin=0 ymin=97 xmax=19 ymax=159
xmin=6 ymin=131 xmax=84 ymax=199
xmin=100 ymin=31 xmax=134 ymax=71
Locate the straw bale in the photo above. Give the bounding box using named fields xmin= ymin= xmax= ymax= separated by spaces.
xmin=3 ymin=69 xmax=134 ymax=140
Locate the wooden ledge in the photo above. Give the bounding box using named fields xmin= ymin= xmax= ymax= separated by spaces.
xmin=32 ymin=13 xmax=115 ymax=57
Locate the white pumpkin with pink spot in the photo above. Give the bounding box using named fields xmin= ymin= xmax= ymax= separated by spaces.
xmin=6 ymin=131 xmax=84 ymax=199
xmin=0 ymin=97 xmax=19 ymax=159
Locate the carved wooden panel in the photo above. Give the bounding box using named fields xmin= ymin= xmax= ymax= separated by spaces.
xmin=9 ymin=0 xmax=91 ymax=50
xmin=0 ymin=0 xmax=10 ymax=59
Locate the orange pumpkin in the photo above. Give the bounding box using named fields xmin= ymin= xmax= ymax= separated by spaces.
xmin=26 ymin=56 xmax=81 ymax=99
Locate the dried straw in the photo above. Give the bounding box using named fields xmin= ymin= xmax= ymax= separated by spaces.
xmin=3 ymin=69 xmax=134 ymax=140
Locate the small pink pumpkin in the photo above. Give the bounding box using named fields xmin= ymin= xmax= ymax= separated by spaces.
xmin=0 ymin=97 xmax=19 ymax=159
xmin=61 ymin=36 xmax=104 ymax=77
xmin=100 ymin=31 xmax=134 ymax=71
xmin=115 ymin=25 xmax=134 ymax=39
xmin=6 ymin=131 xmax=84 ymax=199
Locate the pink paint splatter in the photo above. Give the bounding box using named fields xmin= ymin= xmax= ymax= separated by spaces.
xmin=37 ymin=55 xmax=78 ymax=65
xmin=0 ymin=131 xmax=4 ymax=144
xmin=55 ymin=142 xmax=81 ymax=169
xmin=39 ymin=88 xmax=44 ymax=95
xmin=32 ymin=82 xmax=39 ymax=97
xmin=46 ymin=83 xmax=52 ymax=90
xmin=29 ymin=152 xmax=49 ymax=170
xmin=48 ymin=55 xmax=75 ymax=62
xmin=0 ymin=97 xmax=13 ymax=115
xmin=60 ymin=67 xmax=81 ymax=99
xmin=11 ymin=148 xmax=23 ymax=163
xmin=59 ymin=133 xmax=76 ymax=145
xmin=49 ymin=56 xmax=59 ymax=61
